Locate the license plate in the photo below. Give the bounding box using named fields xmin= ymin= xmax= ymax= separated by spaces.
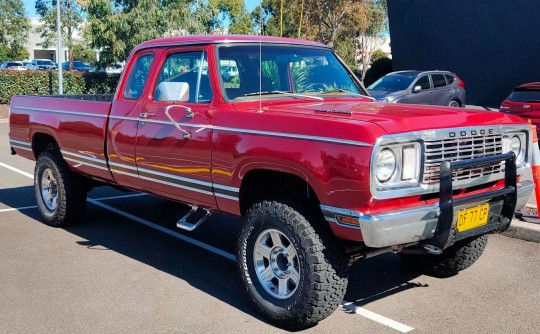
xmin=456 ymin=204 xmax=490 ymax=232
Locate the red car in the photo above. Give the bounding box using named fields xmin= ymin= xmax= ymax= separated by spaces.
xmin=500 ymin=82 xmax=540 ymax=130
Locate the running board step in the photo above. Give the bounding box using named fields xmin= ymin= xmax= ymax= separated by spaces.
xmin=176 ymin=205 xmax=212 ymax=231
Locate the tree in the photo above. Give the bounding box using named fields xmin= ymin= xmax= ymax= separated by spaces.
xmin=357 ymin=0 xmax=388 ymax=82
xmin=0 ymin=0 xmax=30 ymax=61
xmin=35 ymin=0 xmax=84 ymax=70
xmin=208 ymin=0 xmax=253 ymax=34
xmin=85 ymin=0 xmax=207 ymax=65
xmin=370 ymin=48 xmax=388 ymax=63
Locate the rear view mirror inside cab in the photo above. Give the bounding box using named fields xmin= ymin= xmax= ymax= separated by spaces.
xmin=156 ymin=82 xmax=189 ymax=102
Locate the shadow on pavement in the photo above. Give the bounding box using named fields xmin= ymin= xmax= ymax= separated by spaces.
xmin=1 ymin=184 xmax=428 ymax=329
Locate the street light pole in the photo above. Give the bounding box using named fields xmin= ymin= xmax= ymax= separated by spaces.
xmin=56 ymin=0 xmax=63 ymax=95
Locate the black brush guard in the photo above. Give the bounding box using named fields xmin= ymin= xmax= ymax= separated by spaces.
xmin=425 ymin=152 xmax=517 ymax=251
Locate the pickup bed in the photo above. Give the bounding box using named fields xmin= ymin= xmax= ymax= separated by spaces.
xmin=8 ymin=35 xmax=534 ymax=329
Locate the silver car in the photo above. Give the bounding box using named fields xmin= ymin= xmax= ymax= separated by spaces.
xmin=367 ymin=70 xmax=466 ymax=107
xmin=0 ymin=61 xmax=28 ymax=71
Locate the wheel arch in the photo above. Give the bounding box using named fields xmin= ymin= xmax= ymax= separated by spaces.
xmin=238 ymin=168 xmax=322 ymax=217
xmin=31 ymin=130 xmax=62 ymax=159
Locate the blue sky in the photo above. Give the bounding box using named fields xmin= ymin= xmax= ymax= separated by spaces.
xmin=24 ymin=0 xmax=260 ymax=18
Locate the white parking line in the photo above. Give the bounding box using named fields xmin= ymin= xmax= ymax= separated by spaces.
xmin=0 ymin=205 xmax=38 ymax=213
xmin=342 ymin=301 xmax=414 ymax=333
xmin=0 ymin=160 xmax=414 ymax=331
xmin=0 ymin=162 xmax=34 ymax=179
xmin=87 ymin=199 xmax=236 ymax=261
xmin=0 ymin=194 xmax=148 ymax=214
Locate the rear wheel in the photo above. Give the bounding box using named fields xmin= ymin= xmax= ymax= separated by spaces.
xmin=34 ymin=151 xmax=87 ymax=226
xmin=399 ymin=235 xmax=488 ymax=277
xmin=447 ymin=99 xmax=461 ymax=107
xmin=237 ymin=200 xmax=349 ymax=329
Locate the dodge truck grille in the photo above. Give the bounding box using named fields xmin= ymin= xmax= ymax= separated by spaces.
xmin=423 ymin=133 xmax=504 ymax=185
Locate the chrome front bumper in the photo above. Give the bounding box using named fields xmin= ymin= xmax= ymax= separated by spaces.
xmin=322 ymin=180 xmax=534 ymax=248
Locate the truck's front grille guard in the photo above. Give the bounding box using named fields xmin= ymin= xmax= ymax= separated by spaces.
xmin=423 ymin=134 xmax=504 ymax=185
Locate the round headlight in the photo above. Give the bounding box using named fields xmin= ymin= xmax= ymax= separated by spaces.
xmin=376 ymin=149 xmax=396 ymax=182
xmin=510 ymin=136 xmax=521 ymax=159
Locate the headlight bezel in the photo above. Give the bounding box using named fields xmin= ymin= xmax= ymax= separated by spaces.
xmin=371 ymin=139 xmax=422 ymax=192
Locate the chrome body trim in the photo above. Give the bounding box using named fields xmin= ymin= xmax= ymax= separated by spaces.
xmin=9 ymin=139 xmax=32 ymax=147
xmin=322 ymin=181 xmax=534 ymax=248
xmin=16 ymin=106 xmax=108 ymax=118
xmin=64 ymin=157 xmax=110 ymax=172
xmin=370 ymin=124 xmax=532 ymax=199
xmin=212 ymin=125 xmax=371 ymax=147
xmin=109 ymin=115 xmax=139 ymax=121
xmin=11 ymin=145 xmax=32 ymax=152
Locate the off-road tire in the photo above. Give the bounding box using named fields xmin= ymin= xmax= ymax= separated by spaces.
xmin=237 ymin=200 xmax=349 ymax=329
xmin=399 ymin=235 xmax=488 ymax=278
xmin=34 ymin=151 xmax=87 ymax=226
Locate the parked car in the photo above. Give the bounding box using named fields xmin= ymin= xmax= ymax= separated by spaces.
xmin=500 ymin=83 xmax=540 ymax=132
xmin=103 ymin=62 xmax=124 ymax=74
xmin=220 ymin=64 xmax=239 ymax=81
xmin=367 ymin=70 xmax=466 ymax=107
xmin=62 ymin=60 xmax=93 ymax=72
xmin=0 ymin=61 xmax=28 ymax=71
xmin=31 ymin=59 xmax=57 ymax=70
xmin=22 ymin=61 xmax=33 ymax=69
xmin=8 ymin=35 xmax=533 ymax=330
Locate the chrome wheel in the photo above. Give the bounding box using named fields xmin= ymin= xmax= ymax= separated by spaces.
xmin=40 ymin=168 xmax=58 ymax=211
xmin=448 ymin=100 xmax=460 ymax=107
xmin=253 ymin=229 xmax=300 ymax=299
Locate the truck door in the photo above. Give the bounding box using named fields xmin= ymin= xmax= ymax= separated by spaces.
xmin=107 ymin=51 xmax=158 ymax=189
xmin=135 ymin=47 xmax=216 ymax=207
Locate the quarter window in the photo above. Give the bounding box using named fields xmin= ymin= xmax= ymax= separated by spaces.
xmin=432 ymin=74 xmax=447 ymax=88
xmin=124 ymin=54 xmax=154 ymax=100
xmin=444 ymin=74 xmax=455 ymax=85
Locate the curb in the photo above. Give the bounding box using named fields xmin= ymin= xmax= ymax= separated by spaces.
xmin=502 ymin=218 xmax=540 ymax=243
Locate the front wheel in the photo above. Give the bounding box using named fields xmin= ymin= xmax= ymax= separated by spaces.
xmin=237 ymin=200 xmax=349 ymax=329
xmin=399 ymin=235 xmax=488 ymax=277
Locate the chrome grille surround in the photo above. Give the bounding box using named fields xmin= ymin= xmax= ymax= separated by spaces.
xmin=370 ymin=125 xmax=532 ymax=200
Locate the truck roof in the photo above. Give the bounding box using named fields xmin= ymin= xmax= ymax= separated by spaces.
xmin=133 ymin=35 xmax=329 ymax=53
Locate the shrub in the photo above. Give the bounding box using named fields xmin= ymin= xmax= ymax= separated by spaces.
xmin=363 ymin=57 xmax=393 ymax=87
xmin=0 ymin=71 xmax=121 ymax=104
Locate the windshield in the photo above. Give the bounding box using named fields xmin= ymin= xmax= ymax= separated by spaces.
xmin=368 ymin=75 xmax=416 ymax=91
xmin=217 ymin=45 xmax=362 ymax=101
xmin=37 ymin=60 xmax=54 ymax=65
xmin=508 ymin=90 xmax=540 ymax=102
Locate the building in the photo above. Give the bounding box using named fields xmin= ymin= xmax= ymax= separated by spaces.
xmin=25 ymin=19 xmax=83 ymax=62
xmin=387 ymin=0 xmax=540 ymax=107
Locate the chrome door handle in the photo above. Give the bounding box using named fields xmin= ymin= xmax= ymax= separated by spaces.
xmin=165 ymin=105 xmax=191 ymax=139
xmin=140 ymin=112 xmax=155 ymax=119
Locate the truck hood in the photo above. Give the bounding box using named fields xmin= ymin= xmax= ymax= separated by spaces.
xmin=257 ymin=100 xmax=526 ymax=135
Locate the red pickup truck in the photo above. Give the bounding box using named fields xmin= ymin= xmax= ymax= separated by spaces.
xmin=8 ymin=35 xmax=534 ymax=328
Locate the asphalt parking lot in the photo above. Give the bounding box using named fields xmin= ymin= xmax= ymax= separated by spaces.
xmin=1 ymin=123 xmax=539 ymax=334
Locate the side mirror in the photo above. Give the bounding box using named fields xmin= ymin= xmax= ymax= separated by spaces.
xmin=156 ymin=82 xmax=190 ymax=102
xmin=413 ymin=85 xmax=422 ymax=93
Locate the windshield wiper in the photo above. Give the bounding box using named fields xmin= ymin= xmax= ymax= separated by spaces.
xmin=244 ymin=90 xmax=323 ymax=101
xmin=320 ymin=89 xmax=364 ymax=97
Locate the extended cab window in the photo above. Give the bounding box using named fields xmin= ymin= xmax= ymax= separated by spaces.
xmin=154 ymin=51 xmax=211 ymax=103
xmin=124 ymin=54 xmax=154 ymax=99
